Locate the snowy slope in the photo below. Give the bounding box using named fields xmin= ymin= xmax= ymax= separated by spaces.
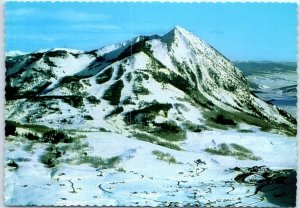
xmin=5 ymin=126 xmax=296 ymax=206
xmin=6 ymin=50 xmax=28 ymax=57
xmin=5 ymin=26 xmax=296 ymax=135
xmin=4 ymin=26 xmax=297 ymax=207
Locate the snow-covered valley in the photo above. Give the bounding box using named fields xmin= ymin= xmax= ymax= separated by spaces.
xmin=235 ymin=61 xmax=297 ymax=118
xmin=5 ymin=127 xmax=296 ymax=206
xmin=4 ymin=27 xmax=297 ymax=206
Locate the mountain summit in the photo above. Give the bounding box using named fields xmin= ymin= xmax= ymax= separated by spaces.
xmin=5 ymin=26 xmax=296 ymax=136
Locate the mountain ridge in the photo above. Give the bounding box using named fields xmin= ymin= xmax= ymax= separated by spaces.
xmin=5 ymin=26 xmax=296 ymax=136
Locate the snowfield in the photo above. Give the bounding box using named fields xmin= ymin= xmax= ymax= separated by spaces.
xmin=5 ymin=127 xmax=296 ymax=206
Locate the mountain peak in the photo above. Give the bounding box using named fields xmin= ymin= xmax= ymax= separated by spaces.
xmin=161 ymin=26 xmax=195 ymax=45
xmin=173 ymin=25 xmax=189 ymax=33
xmin=168 ymin=25 xmax=193 ymax=38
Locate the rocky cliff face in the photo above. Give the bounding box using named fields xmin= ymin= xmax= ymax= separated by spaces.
xmin=5 ymin=26 xmax=296 ymax=136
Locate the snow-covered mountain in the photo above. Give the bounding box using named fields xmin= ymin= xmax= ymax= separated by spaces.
xmin=6 ymin=26 xmax=296 ymax=136
xmin=6 ymin=50 xmax=29 ymax=57
xmin=5 ymin=26 xmax=297 ymax=206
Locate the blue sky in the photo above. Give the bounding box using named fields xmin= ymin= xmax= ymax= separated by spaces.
xmin=5 ymin=2 xmax=297 ymax=61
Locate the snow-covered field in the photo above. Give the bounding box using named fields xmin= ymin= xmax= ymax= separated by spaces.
xmin=5 ymin=127 xmax=296 ymax=206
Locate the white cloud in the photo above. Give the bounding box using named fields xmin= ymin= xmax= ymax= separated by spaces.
xmin=54 ymin=9 xmax=109 ymax=22
xmin=9 ymin=34 xmax=56 ymax=42
xmin=6 ymin=7 xmax=109 ymax=22
xmin=68 ymin=24 xmax=121 ymax=31
xmin=89 ymin=24 xmax=121 ymax=30
xmin=6 ymin=8 xmax=38 ymax=16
